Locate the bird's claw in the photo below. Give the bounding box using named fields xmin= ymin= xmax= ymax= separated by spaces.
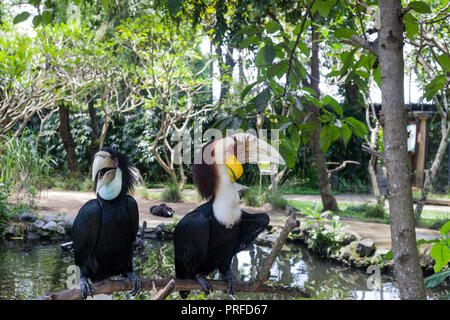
xmin=195 ymin=274 xmax=213 ymax=295
xmin=127 ymin=272 xmax=142 ymax=295
xmin=222 ymin=270 xmax=237 ymax=295
xmin=80 ymin=277 xmax=94 ymax=300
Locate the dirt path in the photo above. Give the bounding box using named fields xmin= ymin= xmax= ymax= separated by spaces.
xmin=36 ymin=189 xmax=442 ymax=250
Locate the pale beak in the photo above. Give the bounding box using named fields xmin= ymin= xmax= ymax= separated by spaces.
xmin=92 ymin=151 xmax=117 ymax=191
xmin=232 ymin=133 xmax=286 ymax=165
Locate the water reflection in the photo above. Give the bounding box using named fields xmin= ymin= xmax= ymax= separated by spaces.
xmin=0 ymin=240 xmax=445 ymax=300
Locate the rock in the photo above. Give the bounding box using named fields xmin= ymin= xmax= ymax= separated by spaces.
xmin=6 ymin=225 xmax=15 ymax=236
xmin=40 ymin=215 xmax=55 ymax=223
xmin=341 ymin=231 xmax=360 ymax=246
xmin=42 ymin=221 xmax=58 ymax=232
xmin=32 ymin=220 xmax=46 ymax=229
xmin=356 ymin=238 xmax=376 ymax=257
xmin=19 ymin=212 xmax=37 ymax=223
xmin=57 ymin=224 xmax=66 ymax=235
xmin=60 ymin=241 xmax=73 ymax=252
xmin=64 ymin=217 xmax=75 ymax=229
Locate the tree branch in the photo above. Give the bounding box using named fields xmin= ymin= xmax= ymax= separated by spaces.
xmin=340 ymin=35 xmax=379 ymax=56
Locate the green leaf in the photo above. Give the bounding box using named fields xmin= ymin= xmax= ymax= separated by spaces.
xmin=29 ymin=0 xmax=41 ymax=7
xmin=319 ymin=125 xmax=340 ymax=154
xmin=264 ymin=44 xmax=276 ymax=65
xmin=300 ymin=121 xmax=318 ymax=145
xmin=298 ymin=42 xmax=309 ymax=56
xmin=424 ymin=74 xmax=445 ymax=101
xmin=41 ymin=11 xmax=52 ymax=25
xmin=266 ymin=21 xmax=280 ymax=34
xmin=241 ymin=81 xmax=261 ymax=99
xmin=280 ymin=139 xmax=298 ymax=168
xmin=302 ymin=87 xmax=317 ymax=97
xmin=383 ymin=250 xmax=393 ymax=260
xmin=424 ymin=270 xmax=450 ymax=289
xmin=13 ymin=12 xmax=30 ymax=24
xmin=410 ymin=1 xmax=432 ymax=14
xmin=322 ymin=95 xmax=343 ymax=115
xmin=341 ymin=122 xmax=352 ymax=146
xmin=73 ymin=0 xmax=82 ymax=5
xmin=404 ymin=13 xmax=419 ymax=40
xmin=334 ymin=27 xmax=358 ymax=40
xmin=32 ymin=15 xmax=42 ymax=27
xmin=289 ymin=125 xmax=301 ymax=149
xmin=437 ymin=54 xmax=450 ymax=72
xmin=254 ymin=87 xmax=270 ymax=112
xmin=293 ymin=59 xmax=307 ymax=79
xmin=314 ymin=0 xmax=333 ymax=18
xmin=240 ymin=35 xmax=260 ymax=49
xmin=440 ymin=221 xmax=450 ymax=236
xmin=430 ymin=242 xmax=450 ymax=273
xmin=345 ymin=116 xmax=367 ymax=138
xmin=267 ymin=62 xmax=288 ymax=79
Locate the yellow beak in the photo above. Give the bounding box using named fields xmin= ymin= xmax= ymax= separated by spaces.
xmin=225 ymin=155 xmax=243 ymax=183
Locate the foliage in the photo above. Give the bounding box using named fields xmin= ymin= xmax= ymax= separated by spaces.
xmin=160 ymin=182 xmax=182 ymax=203
xmin=241 ymin=187 xmax=287 ymax=209
xmin=0 ymin=132 xmax=52 ymax=205
xmin=299 ymin=204 xmax=347 ymax=255
xmin=344 ymin=203 xmax=386 ymax=219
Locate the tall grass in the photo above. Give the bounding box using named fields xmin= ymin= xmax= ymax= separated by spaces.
xmin=161 ymin=182 xmax=182 ymax=202
xmin=0 ymin=132 xmax=52 ymax=205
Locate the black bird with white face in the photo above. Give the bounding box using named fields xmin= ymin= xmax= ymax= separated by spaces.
xmin=174 ymin=133 xmax=285 ymax=298
xmin=72 ymin=146 xmax=141 ymax=299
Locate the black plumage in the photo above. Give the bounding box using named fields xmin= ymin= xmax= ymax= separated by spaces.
xmin=72 ymin=147 xmax=141 ymax=299
xmin=174 ymin=199 xmax=269 ymax=298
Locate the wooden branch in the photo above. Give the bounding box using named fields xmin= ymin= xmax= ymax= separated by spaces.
xmin=252 ymin=215 xmax=300 ymax=290
xmin=362 ymin=144 xmax=383 ymax=159
xmin=35 ymin=277 xmax=311 ymax=300
xmin=327 ymin=160 xmax=360 ymax=176
xmin=340 ymin=35 xmax=378 ymax=57
xmin=150 ymin=278 xmax=175 ymax=300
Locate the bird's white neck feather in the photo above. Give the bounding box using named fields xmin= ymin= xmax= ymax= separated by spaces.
xmin=98 ymin=167 xmax=123 ymax=200
xmin=212 ymin=164 xmax=241 ymax=228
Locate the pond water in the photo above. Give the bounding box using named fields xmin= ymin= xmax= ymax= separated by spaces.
xmin=0 ymin=240 xmax=446 ymax=300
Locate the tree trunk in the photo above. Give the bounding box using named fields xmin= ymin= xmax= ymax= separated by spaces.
xmin=87 ymin=95 xmax=100 ymax=158
xmin=309 ymin=23 xmax=339 ymax=212
xmin=414 ymin=116 xmax=450 ymax=222
xmin=58 ymin=104 xmax=79 ymax=177
xmin=378 ymin=0 xmax=426 ymax=300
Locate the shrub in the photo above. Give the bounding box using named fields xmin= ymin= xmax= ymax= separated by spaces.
xmin=161 ymin=182 xmax=182 ymax=202
xmin=346 ymin=203 xmax=386 ymax=219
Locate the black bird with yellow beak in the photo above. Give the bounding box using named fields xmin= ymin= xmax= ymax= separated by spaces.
xmin=174 ymin=133 xmax=285 ymax=298
xmin=72 ymin=146 xmax=141 ymax=299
